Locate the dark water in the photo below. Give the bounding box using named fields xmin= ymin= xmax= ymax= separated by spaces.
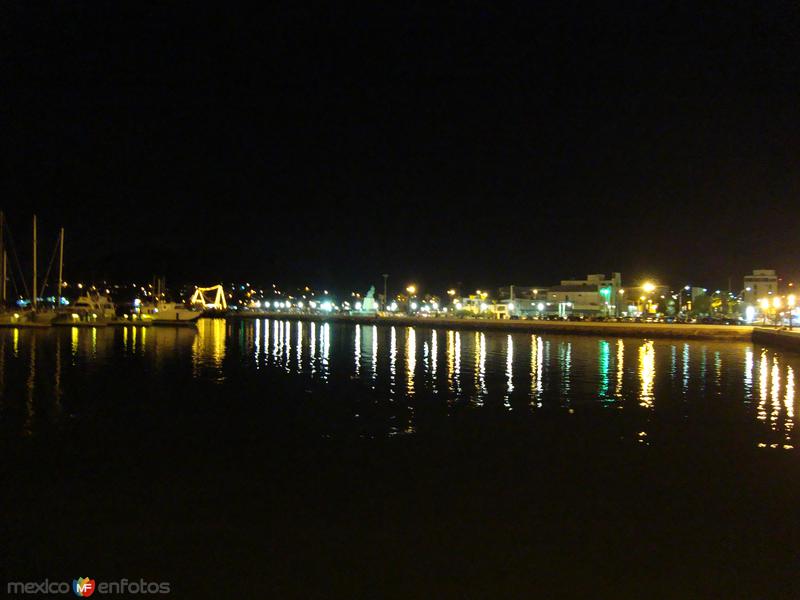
xmin=4 ymin=318 xmax=800 ymax=597
xmin=2 ymin=318 xmax=798 ymax=448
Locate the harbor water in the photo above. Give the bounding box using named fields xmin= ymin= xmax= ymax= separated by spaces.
xmin=4 ymin=318 xmax=800 ymax=597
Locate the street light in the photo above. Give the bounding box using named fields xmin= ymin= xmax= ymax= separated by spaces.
xmin=406 ymin=285 xmax=416 ymax=295
xmin=642 ymin=282 xmax=656 ymax=293
xmin=788 ymin=294 xmax=796 ymax=329
xmin=760 ymin=298 xmax=770 ymax=325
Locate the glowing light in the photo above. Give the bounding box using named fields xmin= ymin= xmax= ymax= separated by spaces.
xmin=537 ymin=302 xmax=545 ymax=311
xmin=355 ymin=302 xmax=362 ymax=310
xmin=773 ymin=297 xmax=782 ymax=309
xmin=789 ymin=295 xmax=796 ymax=308
xmin=642 ymin=282 xmax=655 ymax=293
xmin=410 ymin=302 xmax=418 ymax=310
xmin=406 ymin=285 xmax=416 ymax=295
xmin=760 ymin=298 xmax=770 ymax=310
xmin=745 ymin=305 xmax=756 ymax=323
xmin=507 ymin=302 xmax=515 ymax=311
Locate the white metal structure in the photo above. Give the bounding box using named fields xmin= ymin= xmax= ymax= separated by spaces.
xmin=190 ymin=285 xmax=227 ymax=310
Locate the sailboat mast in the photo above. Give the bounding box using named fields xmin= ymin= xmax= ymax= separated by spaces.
xmin=57 ymin=227 xmax=64 ymax=308
xmin=0 ymin=211 xmax=4 ymax=305
xmin=32 ymin=215 xmax=37 ymax=310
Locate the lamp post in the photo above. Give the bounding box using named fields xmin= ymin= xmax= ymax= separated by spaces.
xmin=789 ymin=294 xmax=796 ymax=330
xmin=406 ymin=285 xmax=416 ymax=315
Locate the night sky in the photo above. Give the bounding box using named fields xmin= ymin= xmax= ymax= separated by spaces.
xmin=5 ymin=3 xmax=800 ymax=295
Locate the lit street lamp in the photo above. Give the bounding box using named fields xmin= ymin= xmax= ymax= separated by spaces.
xmin=789 ymin=294 xmax=796 ymax=330
xmin=406 ymin=284 xmax=417 ymax=315
xmin=759 ymin=298 xmax=770 ymax=325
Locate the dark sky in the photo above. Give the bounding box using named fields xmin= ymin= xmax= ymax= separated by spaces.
xmin=4 ymin=2 xmax=800 ymax=295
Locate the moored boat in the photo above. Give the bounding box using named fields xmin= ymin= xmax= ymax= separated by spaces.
xmin=137 ymin=301 xmax=203 ymax=326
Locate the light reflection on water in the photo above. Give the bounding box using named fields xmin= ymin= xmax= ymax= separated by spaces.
xmin=1 ymin=318 xmax=800 ymax=448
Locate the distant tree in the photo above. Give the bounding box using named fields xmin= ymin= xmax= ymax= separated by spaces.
xmin=656 ymin=298 xmax=675 ymax=315
xmin=690 ymin=293 xmax=712 ymax=316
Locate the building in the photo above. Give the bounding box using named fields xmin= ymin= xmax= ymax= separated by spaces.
xmin=743 ymin=269 xmax=778 ymax=305
xmin=547 ymin=273 xmax=622 ymax=317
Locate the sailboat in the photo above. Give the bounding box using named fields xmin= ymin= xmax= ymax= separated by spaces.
xmin=0 ymin=215 xmax=56 ymax=327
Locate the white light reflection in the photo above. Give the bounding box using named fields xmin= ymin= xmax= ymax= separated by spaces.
xmin=354 ymin=324 xmax=361 ymax=377
xmin=309 ymin=321 xmax=316 ymax=375
xmin=371 ymin=325 xmax=378 ymax=387
xmin=320 ymin=322 xmax=330 ymax=381
xmin=505 ymin=334 xmax=514 ymax=405
xmin=389 ymin=326 xmax=397 ymax=397
xmin=406 ymin=327 xmax=416 ymax=396
xmin=531 ymin=335 xmax=543 ymax=406
xmin=431 ymin=330 xmax=438 ymax=394
xmin=744 ymin=348 xmax=753 ymax=402
xmin=475 ymin=332 xmax=487 ymax=402
xmin=296 ymin=321 xmax=303 ymax=371
xmin=254 ymin=318 xmax=260 ymax=369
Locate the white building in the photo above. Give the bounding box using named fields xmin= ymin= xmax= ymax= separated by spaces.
xmin=547 ymin=273 xmax=622 ymax=316
xmin=743 ymin=269 xmax=777 ymax=305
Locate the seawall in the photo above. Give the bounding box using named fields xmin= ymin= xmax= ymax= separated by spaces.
xmin=752 ymin=327 xmax=800 ymax=351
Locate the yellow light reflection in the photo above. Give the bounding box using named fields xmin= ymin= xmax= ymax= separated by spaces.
xmin=638 ymin=340 xmax=655 ymax=407
xmin=771 ymin=357 xmax=781 ymax=430
xmin=615 ymin=340 xmax=624 ymax=399
xmin=192 ymin=318 xmax=226 ymax=379
xmin=758 ymin=350 xmax=768 ymax=422
xmin=389 ymin=326 xmax=397 ymax=394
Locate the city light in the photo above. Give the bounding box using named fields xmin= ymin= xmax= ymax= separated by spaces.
xmin=406 ymin=285 xmax=416 ymax=295
xmin=642 ymin=282 xmax=655 ymax=293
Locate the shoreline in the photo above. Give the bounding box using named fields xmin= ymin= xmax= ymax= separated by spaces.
xmin=232 ymin=311 xmax=759 ymax=341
